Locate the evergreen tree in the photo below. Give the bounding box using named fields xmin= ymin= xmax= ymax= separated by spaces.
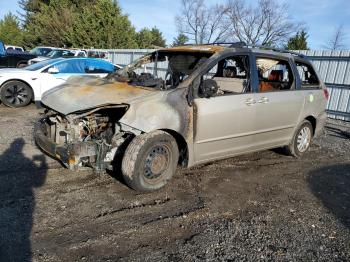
xmin=172 ymin=33 xmax=189 ymax=46
xmin=23 ymin=0 xmax=76 ymax=47
xmin=0 ymin=13 xmax=24 ymax=46
xmin=285 ymin=30 xmax=309 ymax=50
xmin=16 ymin=0 xmax=167 ymax=49
xmin=150 ymin=27 xmax=166 ymax=47
xmin=136 ymin=27 xmax=166 ymax=48
xmin=65 ymin=0 xmax=138 ymax=48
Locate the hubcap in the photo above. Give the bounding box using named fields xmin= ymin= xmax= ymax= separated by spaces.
xmin=297 ymin=126 xmax=311 ymax=152
xmin=144 ymin=145 xmax=170 ymax=180
xmin=4 ymin=84 xmax=28 ymax=105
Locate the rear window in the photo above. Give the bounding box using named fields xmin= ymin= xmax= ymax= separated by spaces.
xmin=296 ymin=62 xmax=320 ymax=88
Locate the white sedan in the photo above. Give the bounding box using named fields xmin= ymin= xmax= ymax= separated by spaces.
xmin=0 ymin=58 xmax=120 ymax=108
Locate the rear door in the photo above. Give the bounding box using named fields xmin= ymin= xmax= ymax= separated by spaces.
xmin=250 ymin=54 xmax=305 ymax=149
xmin=294 ymin=60 xmax=326 ymax=118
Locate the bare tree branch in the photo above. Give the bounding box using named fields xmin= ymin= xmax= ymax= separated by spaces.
xmin=175 ymin=0 xmax=230 ymax=44
xmin=324 ymin=25 xmax=347 ymax=50
xmin=225 ymin=0 xmax=301 ymax=46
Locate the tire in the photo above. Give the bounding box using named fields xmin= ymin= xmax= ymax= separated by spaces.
xmin=0 ymin=81 xmax=33 ymax=108
xmin=285 ymin=120 xmax=313 ymax=157
xmin=121 ymin=130 xmax=179 ymax=192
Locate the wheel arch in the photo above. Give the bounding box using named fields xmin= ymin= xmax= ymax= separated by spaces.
xmin=0 ymin=79 xmax=34 ymax=101
xmin=304 ymin=115 xmax=317 ymax=136
xmin=160 ymin=128 xmax=189 ymax=167
xmin=16 ymin=60 xmax=28 ymax=68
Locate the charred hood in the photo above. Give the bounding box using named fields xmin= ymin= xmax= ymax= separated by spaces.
xmin=41 ymin=77 xmax=156 ymax=115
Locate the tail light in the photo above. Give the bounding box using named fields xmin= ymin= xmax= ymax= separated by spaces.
xmin=323 ymin=88 xmax=329 ymax=100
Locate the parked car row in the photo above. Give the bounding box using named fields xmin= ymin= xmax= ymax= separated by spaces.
xmin=0 ymin=40 xmax=122 ymax=107
xmin=0 ymin=40 xmax=111 ymax=68
xmin=0 ymin=57 xmax=121 ymax=107
xmin=28 ymin=48 xmax=87 ymax=65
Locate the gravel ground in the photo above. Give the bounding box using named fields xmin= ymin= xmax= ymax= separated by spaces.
xmin=0 ymin=104 xmax=349 ymax=262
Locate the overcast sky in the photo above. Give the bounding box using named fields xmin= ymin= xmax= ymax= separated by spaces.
xmin=1 ymin=0 xmax=349 ymax=49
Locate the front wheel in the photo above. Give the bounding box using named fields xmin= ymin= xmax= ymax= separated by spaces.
xmin=0 ymin=81 xmax=33 ymax=108
xmin=121 ymin=130 xmax=179 ymax=192
xmin=285 ymin=120 xmax=313 ymax=157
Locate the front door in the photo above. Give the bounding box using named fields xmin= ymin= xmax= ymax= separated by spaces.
xmin=193 ymin=54 xmax=259 ymax=163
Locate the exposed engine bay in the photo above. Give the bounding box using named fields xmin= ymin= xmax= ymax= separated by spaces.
xmin=40 ymin=106 xmax=140 ymax=171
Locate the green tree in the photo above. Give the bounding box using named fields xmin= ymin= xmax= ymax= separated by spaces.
xmin=136 ymin=28 xmax=154 ymax=48
xmin=23 ymin=0 xmax=76 ymax=47
xmin=19 ymin=0 xmax=140 ymax=48
xmin=285 ymin=30 xmax=309 ymax=50
xmin=136 ymin=27 xmax=166 ymax=48
xmin=65 ymin=0 xmax=138 ymax=48
xmin=0 ymin=13 xmax=24 ymax=46
xmin=150 ymin=27 xmax=166 ymax=47
xmin=172 ymin=33 xmax=189 ymax=46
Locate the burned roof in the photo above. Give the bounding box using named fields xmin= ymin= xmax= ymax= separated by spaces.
xmin=160 ymin=45 xmax=225 ymax=54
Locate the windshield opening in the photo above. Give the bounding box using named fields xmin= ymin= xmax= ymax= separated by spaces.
xmin=109 ymin=51 xmax=213 ymax=90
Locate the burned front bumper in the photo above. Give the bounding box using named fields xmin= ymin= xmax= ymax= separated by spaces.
xmin=34 ymin=118 xmax=98 ymax=170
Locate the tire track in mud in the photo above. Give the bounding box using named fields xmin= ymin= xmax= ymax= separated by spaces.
xmin=31 ymin=190 xmax=208 ymax=260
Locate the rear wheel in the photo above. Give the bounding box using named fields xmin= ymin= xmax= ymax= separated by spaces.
xmin=0 ymin=81 xmax=33 ymax=108
xmin=121 ymin=130 xmax=179 ymax=192
xmin=285 ymin=120 xmax=313 ymax=157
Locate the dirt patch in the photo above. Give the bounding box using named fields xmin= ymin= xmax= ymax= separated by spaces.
xmin=0 ymin=104 xmax=349 ymax=261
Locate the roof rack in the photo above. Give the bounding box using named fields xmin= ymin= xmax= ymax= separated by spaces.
xmin=243 ymin=43 xmax=305 ymax=58
xmin=200 ymin=42 xmax=305 ymax=58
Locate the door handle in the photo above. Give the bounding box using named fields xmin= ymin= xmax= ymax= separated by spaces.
xmin=245 ymin=98 xmax=256 ymax=106
xmin=258 ymin=97 xmax=269 ymax=103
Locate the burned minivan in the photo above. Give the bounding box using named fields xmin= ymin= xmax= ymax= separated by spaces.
xmin=35 ymin=44 xmax=328 ymax=191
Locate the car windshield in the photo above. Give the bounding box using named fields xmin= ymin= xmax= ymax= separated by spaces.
xmin=46 ymin=50 xmax=75 ymax=58
xmin=113 ymin=50 xmax=213 ymax=90
xmin=24 ymin=59 xmax=62 ymax=71
xmin=30 ymin=47 xmax=52 ymax=56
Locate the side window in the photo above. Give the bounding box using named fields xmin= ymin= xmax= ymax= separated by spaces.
xmin=85 ymin=60 xmax=115 ymax=73
xmin=77 ymin=52 xmax=86 ymax=57
xmin=256 ymin=57 xmax=294 ymax=92
xmin=296 ymin=62 xmax=319 ymax=88
xmin=51 ymin=60 xmax=86 ymax=74
xmin=61 ymin=51 xmax=75 ymax=57
xmin=200 ymin=55 xmax=250 ymax=97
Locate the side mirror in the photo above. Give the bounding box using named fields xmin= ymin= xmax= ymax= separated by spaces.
xmin=199 ymin=79 xmax=219 ymax=98
xmin=48 ymin=67 xmax=59 ymax=74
